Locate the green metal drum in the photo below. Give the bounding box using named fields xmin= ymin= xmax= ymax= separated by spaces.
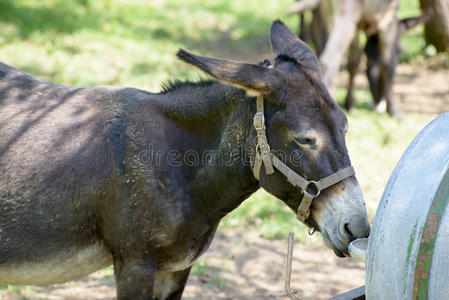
xmin=366 ymin=112 xmax=449 ymax=299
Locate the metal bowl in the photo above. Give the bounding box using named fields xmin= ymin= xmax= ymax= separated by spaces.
xmin=348 ymin=238 xmax=368 ymax=263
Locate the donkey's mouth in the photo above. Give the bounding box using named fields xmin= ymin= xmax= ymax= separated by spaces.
xmin=333 ymin=248 xmax=346 ymax=258
xmin=310 ymin=177 xmax=370 ymax=257
xmin=320 ymin=228 xmax=349 ymax=258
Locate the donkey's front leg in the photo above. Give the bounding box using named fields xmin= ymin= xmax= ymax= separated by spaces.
xmin=153 ymin=267 xmax=192 ymax=300
xmin=113 ymin=256 xmax=157 ymax=300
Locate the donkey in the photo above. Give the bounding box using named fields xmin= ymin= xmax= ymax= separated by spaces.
xmin=344 ymin=13 xmax=431 ymax=113
xmin=289 ymin=0 xmax=404 ymax=115
xmin=0 ymin=21 xmax=370 ymax=299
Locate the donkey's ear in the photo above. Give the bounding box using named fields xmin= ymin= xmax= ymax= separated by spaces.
xmin=176 ymin=49 xmax=284 ymax=95
xmin=270 ymin=20 xmax=321 ymax=78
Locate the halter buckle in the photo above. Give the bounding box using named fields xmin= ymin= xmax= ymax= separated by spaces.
xmin=253 ymin=112 xmax=265 ymax=131
xmin=296 ymin=208 xmax=310 ymax=222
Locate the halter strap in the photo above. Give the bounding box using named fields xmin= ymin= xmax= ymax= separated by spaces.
xmin=251 ymin=95 xmax=355 ymax=222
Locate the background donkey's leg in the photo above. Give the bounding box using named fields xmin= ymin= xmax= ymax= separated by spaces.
xmin=378 ymin=19 xmax=401 ymax=116
xmin=113 ymin=256 xmax=157 ymax=300
xmin=319 ymin=0 xmax=362 ymax=91
xmin=364 ymin=34 xmax=384 ymax=110
xmin=345 ymin=33 xmax=363 ymax=111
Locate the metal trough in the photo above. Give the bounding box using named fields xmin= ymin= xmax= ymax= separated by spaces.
xmin=366 ymin=112 xmax=449 ymax=299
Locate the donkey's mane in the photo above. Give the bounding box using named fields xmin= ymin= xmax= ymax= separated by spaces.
xmin=160 ymin=79 xmax=216 ymax=94
xmin=156 ymin=78 xmax=247 ymax=122
xmin=275 ymin=54 xmax=299 ymax=66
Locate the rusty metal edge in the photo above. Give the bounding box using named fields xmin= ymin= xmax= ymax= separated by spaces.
xmin=413 ymin=168 xmax=449 ymax=299
xmin=327 ymin=286 xmax=365 ymax=300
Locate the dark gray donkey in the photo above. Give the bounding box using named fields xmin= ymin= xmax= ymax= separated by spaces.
xmin=0 ymin=21 xmax=370 ymax=299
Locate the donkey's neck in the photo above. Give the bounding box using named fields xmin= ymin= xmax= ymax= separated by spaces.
xmin=157 ymin=81 xmax=260 ymax=221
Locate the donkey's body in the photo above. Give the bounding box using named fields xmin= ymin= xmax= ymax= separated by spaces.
xmin=0 ymin=21 xmax=369 ymax=299
xmin=0 ymin=62 xmax=257 ymax=296
xmin=0 ymin=67 xmax=119 ymax=284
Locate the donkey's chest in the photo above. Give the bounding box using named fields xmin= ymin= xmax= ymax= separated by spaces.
xmin=157 ymin=223 xmax=219 ymax=272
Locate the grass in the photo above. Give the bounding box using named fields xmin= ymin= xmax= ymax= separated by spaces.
xmin=398 ymin=0 xmax=424 ymax=62
xmin=0 ymin=0 xmax=297 ymax=89
xmin=0 ymin=0 xmax=442 ymax=293
xmin=0 ymin=283 xmax=34 ymax=298
xmin=191 ymin=260 xmax=211 ymax=276
xmin=191 ymin=259 xmax=228 ymax=290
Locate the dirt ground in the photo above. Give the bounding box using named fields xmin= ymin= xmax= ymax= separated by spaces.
xmin=1 ymin=63 xmax=448 ymax=300
xmin=395 ymin=63 xmax=449 ymax=114
xmin=341 ymin=60 xmax=449 ymax=114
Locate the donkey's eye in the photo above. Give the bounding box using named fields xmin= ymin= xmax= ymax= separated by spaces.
xmin=298 ymin=137 xmax=315 ymax=145
xmin=294 ymin=137 xmax=316 ymax=146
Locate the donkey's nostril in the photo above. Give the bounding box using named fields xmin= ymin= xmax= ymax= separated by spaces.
xmin=344 ymin=223 xmax=355 ymax=240
xmin=343 ymin=218 xmax=371 ymax=241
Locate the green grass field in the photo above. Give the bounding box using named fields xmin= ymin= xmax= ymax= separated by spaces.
xmin=0 ymin=0 xmax=442 ymax=261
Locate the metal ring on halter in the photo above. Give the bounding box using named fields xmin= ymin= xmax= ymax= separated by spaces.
xmin=305 ymin=181 xmax=320 ymax=197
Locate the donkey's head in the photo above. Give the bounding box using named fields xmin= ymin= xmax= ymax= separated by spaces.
xmin=177 ymin=20 xmax=370 ymax=256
